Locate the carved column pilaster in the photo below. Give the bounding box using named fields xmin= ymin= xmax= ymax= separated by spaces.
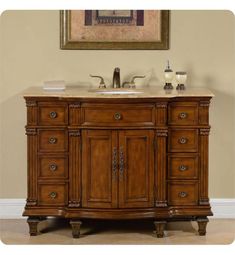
xmin=25 ymin=128 xmax=38 ymax=206
xmin=155 ymin=129 xmax=168 ymax=207
xmin=68 ymin=130 xmax=81 ymax=208
xmin=69 ymin=103 xmax=81 ymax=126
xmin=26 ymin=100 xmax=37 ymax=125
xmin=156 ymin=102 xmax=168 ymax=126
xmin=199 ymin=100 xmax=211 ymax=125
xmin=199 ymin=128 xmax=210 ymax=205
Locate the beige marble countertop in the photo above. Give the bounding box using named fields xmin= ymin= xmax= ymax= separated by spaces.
xmin=23 ymin=86 xmax=214 ymax=98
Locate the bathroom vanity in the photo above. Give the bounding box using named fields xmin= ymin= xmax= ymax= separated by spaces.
xmin=23 ymin=87 xmax=214 ymax=238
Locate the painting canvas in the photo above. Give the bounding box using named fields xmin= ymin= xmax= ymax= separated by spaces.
xmin=60 ymin=10 xmax=169 ymax=50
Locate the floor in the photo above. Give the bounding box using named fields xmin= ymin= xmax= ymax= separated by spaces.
xmin=0 ymin=218 xmax=234 ymax=245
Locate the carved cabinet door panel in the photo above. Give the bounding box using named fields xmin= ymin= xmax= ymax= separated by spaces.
xmin=82 ymin=130 xmax=118 ymax=208
xmin=118 ymin=130 xmax=154 ymax=208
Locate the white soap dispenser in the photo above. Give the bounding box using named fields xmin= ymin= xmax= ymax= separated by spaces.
xmin=164 ymin=60 xmax=174 ymax=90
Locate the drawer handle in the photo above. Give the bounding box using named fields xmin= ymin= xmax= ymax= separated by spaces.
xmin=114 ymin=112 xmax=122 ymax=120
xmin=112 ymin=147 xmax=117 ymax=180
xmin=49 ymin=191 xmax=57 ymax=199
xmin=178 ymin=137 xmax=188 ymax=144
xmin=49 ymin=111 xmax=57 ymax=119
xmin=119 ymin=146 xmax=124 ymax=180
xmin=49 ymin=163 xmax=57 ymax=171
xmin=179 ymin=112 xmax=188 ymax=119
xmin=179 ymin=165 xmax=188 ymax=171
xmin=49 ymin=137 xmax=57 ymax=144
xmin=178 ymin=191 xmax=188 ymax=198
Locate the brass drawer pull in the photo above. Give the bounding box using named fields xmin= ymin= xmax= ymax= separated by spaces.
xmin=119 ymin=146 xmax=124 ymax=180
xmin=178 ymin=137 xmax=188 ymax=144
xmin=49 ymin=111 xmax=57 ymax=119
xmin=49 ymin=137 xmax=57 ymax=144
xmin=112 ymin=147 xmax=117 ymax=179
xmin=179 ymin=112 xmax=188 ymax=119
xmin=179 ymin=165 xmax=188 ymax=171
xmin=49 ymin=163 xmax=57 ymax=171
xmin=178 ymin=191 xmax=188 ymax=198
xmin=114 ymin=112 xmax=122 ymax=120
xmin=49 ymin=191 xmax=57 ymax=199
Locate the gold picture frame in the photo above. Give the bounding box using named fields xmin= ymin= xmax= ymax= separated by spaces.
xmin=60 ymin=10 xmax=170 ymax=50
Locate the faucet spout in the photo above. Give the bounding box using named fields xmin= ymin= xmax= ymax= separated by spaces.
xmin=112 ymin=67 xmax=121 ymax=88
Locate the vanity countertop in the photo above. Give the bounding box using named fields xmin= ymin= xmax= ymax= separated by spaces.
xmin=23 ymin=86 xmax=214 ymax=99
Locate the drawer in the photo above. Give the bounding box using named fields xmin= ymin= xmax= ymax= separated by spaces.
xmin=38 ymin=183 xmax=68 ymax=206
xmin=168 ymin=181 xmax=198 ymax=205
xmin=38 ymin=129 xmax=67 ymax=152
xmin=168 ymin=102 xmax=198 ymax=125
xmin=38 ymin=103 xmax=68 ymax=126
xmin=81 ymin=104 xmax=155 ymax=126
xmin=169 ymin=129 xmax=198 ymax=152
xmin=168 ymin=154 xmax=198 ymax=179
xmin=38 ymin=155 xmax=68 ymax=179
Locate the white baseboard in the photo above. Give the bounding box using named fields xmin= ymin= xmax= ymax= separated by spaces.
xmin=209 ymin=199 xmax=235 ymax=218
xmin=0 ymin=199 xmax=26 ymax=219
xmin=0 ymin=198 xmax=234 ymax=219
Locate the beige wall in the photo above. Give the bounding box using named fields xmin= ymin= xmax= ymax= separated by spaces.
xmin=0 ymin=10 xmax=234 ymax=198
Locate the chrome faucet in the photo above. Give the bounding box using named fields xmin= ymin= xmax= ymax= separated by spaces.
xmin=112 ymin=67 xmax=121 ymax=88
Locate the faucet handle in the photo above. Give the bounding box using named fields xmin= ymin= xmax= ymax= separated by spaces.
xmin=90 ymin=75 xmax=106 ymax=88
xmin=123 ymin=75 xmax=145 ymax=88
xmin=130 ymin=75 xmax=146 ymax=84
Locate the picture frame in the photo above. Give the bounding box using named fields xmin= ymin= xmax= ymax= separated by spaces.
xmin=60 ymin=10 xmax=170 ymax=50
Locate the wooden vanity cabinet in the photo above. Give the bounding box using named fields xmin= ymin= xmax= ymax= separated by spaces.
xmin=23 ymin=96 xmax=213 ymax=238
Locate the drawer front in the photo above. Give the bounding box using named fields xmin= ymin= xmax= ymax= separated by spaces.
xmin=38 ymin=183 xmax=68 ymax=206
xmin=38 ymin=129 xmax=67 ymax=152
xmin=38 ymin=156 xmax=68 ymax=179
xmin=168 ymin=154 xmax=198 ymax=179
xmin=168 ymin=102 xmax=198 ymax=125
xmin=38 ymin=103 xmax=68 ymax=126
xmin=168 ymin=182 xmax=198 ymax=205
xmin=81 ymin=104 xmax=155 ymax=126
xmin=169 ymin=129 xmax=198 ymax=152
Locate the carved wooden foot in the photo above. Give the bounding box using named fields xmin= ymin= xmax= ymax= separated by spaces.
xmin=27 ymin=217 xmax=40 ymax=236
xmin=197 ymin=217 xmax=209 ymax=236
xmin=70 ymin=219 xmax=82 ymax=238
xmin=154 ymin=221 xmax=167 ymax=238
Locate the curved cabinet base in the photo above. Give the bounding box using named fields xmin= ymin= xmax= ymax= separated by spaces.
xmin=24 ymin=207 xmax=212 ymax=238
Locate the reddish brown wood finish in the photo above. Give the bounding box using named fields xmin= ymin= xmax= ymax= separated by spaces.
xmin=168 ymin=102 xmax=198 ymax=126
xmin=169 ymin=129 xmax=198 ymax=152
xmin=38 ymin=155 xmax=68 ymax=179
xmin=168 ymin=181 xmax=199 ymax=206
xmin=168 ymin=154 xmax=198 ymax=179
xmin=82 ymin=130 xmax=118 ymax=208
xmin=118 ymin=130 xmax=154 ymax=208
xmin=68 ymin=130 xmax=81 ymax=208
xmin=38 ymin=102 xmax=68 ymax=126
xmin=81 ymin=103 xmax=155 ymax=126
xmin=155 ymin=129 xmax=168 ymax=207
xmin=38 ymin=182 xmax=68 ymax=206
xmin=24 ymin=96 xmax=213 ymax=238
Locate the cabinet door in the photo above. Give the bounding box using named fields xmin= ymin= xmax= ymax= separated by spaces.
xmin=118 ymin=130 xmax=154 ymax=208
xmin=82 ymin=130 xmax=118 ymax=208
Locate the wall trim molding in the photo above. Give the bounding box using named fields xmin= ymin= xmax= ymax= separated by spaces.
xmin=0 ymin=198 xmax=234 ymax=219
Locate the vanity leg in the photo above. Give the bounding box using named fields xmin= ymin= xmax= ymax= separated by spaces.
xmin=27 ymin=217 xmax=40 ymax=236
xmin=154 ymin=220 xmax=167 ymax=238
xmin=197 ymin=217 xmax=209 ymax=236
xmin=70 ymin=219 xmax=82 ymax=238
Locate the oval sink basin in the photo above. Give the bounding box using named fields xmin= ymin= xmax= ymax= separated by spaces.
xmin=89 ymin=89 xmax=144 ymax=95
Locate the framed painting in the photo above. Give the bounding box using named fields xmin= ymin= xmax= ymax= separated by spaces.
xmin=60 ymin=10 xmax=170 ymax=50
